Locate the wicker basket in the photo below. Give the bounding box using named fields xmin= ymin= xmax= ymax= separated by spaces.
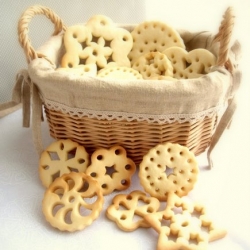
xmin=17 ymin=5 xmax=240 ymax=167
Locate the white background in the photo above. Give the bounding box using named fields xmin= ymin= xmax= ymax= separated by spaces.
xmin=1 ymin=0 xmax=250 ymax=250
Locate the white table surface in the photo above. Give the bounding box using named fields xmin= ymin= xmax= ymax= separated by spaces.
xmin=1 ymin=100 xmax=250 ymax=250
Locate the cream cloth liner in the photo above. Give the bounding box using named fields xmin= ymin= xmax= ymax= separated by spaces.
xmin=0 ymin=30 xmax=242 ymax=168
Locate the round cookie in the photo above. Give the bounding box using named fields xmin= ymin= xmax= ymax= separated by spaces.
xmin=39 ymin=139 xmax=90 ymax=188
xmin=129 ymin=20 xmax=185 ymax=65
xmin=42 ymin=172 xmax=104 ymax=232
xmin=132 ymin=52 xmax=173 ymax=79
xmin=97 ymin=66 xmax=143 ymax=80
xmin=139 ymin=142 xmax=199 ymax=201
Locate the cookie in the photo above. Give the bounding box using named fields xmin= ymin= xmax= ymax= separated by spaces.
xmin=97 ymin=66 xmax=143 ymax=80
xmin=61 ymin=25 xmax=92 ymax=68
xmin=129 ymin=20 xmax=185 ymax=65
xmin=61 ymin=15 xmax=133 ymax=70
xmin=132 ymin=52 xmax=173 ymax=79
xmin=39 ymin=139 xmax=90 ymax=188
xmin=163 ymin=47 xmax=216 ymax=79
xmin=106 ymin=190 xmax=160 ymax=232
xmin=42 ymin=172 xmax=104 ymax=232
xmin=56 ymin=63 xmax=97 ymax=77
xmin=139 ymin=142 xmax=199 ymax=201
xmin=85 ymin=145 xmax=136 ymax=195
xmin=144 ymin=193 xmax=227 ymax=250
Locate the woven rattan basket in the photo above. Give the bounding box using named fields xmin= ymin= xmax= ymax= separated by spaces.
xmin=17 ymin=5 xmax=241 ymax=167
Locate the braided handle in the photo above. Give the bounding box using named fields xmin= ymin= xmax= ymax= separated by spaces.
xmin=18 ymin=5 xmax=66 ymax=63
xmin=214 ymin=7 xmax=235 ymax=72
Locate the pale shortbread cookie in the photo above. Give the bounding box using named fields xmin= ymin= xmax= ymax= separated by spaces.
xmin=85 ymin=145 xmax=136 ymax=195
xmin=61 ymin=15 xmax=133 ymax=70
xmin=163 ymin=47 xmax=216 ymax=79
xmin=42 ymin=172 xmax=104 ymax=232
xmin=61 ymin=25 xmax=92 ymax=68
xmin=149 ymin=75 xmax=177 ymax=81
xmin=129 ymin=20 xmax=185 ymax=65
xmin=143 ymin=193 xmax=227 ymax=250
xmin=97 ymin=66 xmax=143 ymax=80
xmin=132 ymin=52 xmax=173 ymax=79
xmin=106 ymin=190 xmax=160 ymax=231
xmin=56 ymin=64 xmax=97 ymax=77
xmin=39 ymin=139 xmax=89 ymax=188
xmin=139 ymin=142 xmax=199 ymax=201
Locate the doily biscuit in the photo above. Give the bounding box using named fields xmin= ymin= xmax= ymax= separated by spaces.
xmin=85 ymin=15 xmax=133 ymax=68
xmin=163 ymin=47 xmax=216 ymax=79
xmin=42 ymin=172 xmax=104 ymax=232
xmin=97 ymin=66 xmax=143 ymax=80
xmin=61 ymin=25 xmax=92 ymax=68
xmin=129 ymin=20 xmax=185 ymax=65
xmin=106 ymin=190 xmax=160 ymax=231
xmin=132 ymin=52 xmax=173 ymax=79
xmin=61 ymin=15 xmax=133 ymax=70
xmin=39 ymin=139 xmax=90 ymax=188
xmin=85 ymin=145 xmax=136 ymax=195
xmin=139 ymin=142 xmax=199 ymax=201
xmin=144 ymin=193 xmax=227 ymax=250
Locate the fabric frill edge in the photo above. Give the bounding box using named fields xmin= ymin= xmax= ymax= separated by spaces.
xmin=44 ymin=99 xmax=225 ymax=125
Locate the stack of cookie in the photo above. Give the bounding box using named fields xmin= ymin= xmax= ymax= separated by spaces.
xmin=39 ymin=139 xmax=226 ymax=249
xmin=57 ymin=14 xmax=216 ymax=81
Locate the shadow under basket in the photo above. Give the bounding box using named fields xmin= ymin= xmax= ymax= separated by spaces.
xmin=45 ymin=106 xmax=218 ymax=165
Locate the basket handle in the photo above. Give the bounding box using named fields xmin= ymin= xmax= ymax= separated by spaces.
xmin=214 ymin=7 xmax=235 ymax=72
xmin=18 ymin=5 xmax=66 ymax=63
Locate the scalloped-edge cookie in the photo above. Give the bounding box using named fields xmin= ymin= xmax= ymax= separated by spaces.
xmin=85 ymin=145 xmax=136 ymax=195
xmin=42 ymin=172 xmax=104 ymax=232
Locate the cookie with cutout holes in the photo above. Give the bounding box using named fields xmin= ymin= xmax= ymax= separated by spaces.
xmin=139 ymin=142 xmax=199 ymax=201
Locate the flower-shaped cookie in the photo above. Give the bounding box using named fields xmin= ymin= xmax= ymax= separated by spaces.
xmin=80 ymin=36 xmax=113 ymax=68
xmin=106 ymin=190 xmax=160 ymax=231
xmin=39 ymin=139 xmax=90 ymax=188
xmin=61 ymin=15 xmax=133 ymax=70
xmin=85 ymin=145 xmax=136 ymax=195
xmin=42 ymin=172 xmax=104 ymax=232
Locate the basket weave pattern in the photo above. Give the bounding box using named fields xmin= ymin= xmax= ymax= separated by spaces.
xmin=45 ymin=107 xmax=218 ymax=164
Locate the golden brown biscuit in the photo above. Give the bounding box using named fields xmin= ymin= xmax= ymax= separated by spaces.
xmin=39 ymin=139 xmax=90 ymax=188
xmin=129 ymin=20 xmax=185 ymax=65
xmin=86 ymin=145 xmax=136 ymax=195
xmin=97 ymin=66 xmax=143 ymax=80
xmin=132 ymin=52 xmax=173 ymax=79
xmin=144 ymin=192 xmax=227 ymax=250
xmin=61 ymin=15 xmax=133 ymax=70
xmin=106 ymin=190 xmax=160 ymax=231
xmin=42 ymin=172 xmax=104 ymax=232
xmin=139 ymin=142 xmax=199 ymax=201
xmin=56 ymin=64 xmax=97 ymax=77
xmin=163 ymin=47 xmax=216 ymax=79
